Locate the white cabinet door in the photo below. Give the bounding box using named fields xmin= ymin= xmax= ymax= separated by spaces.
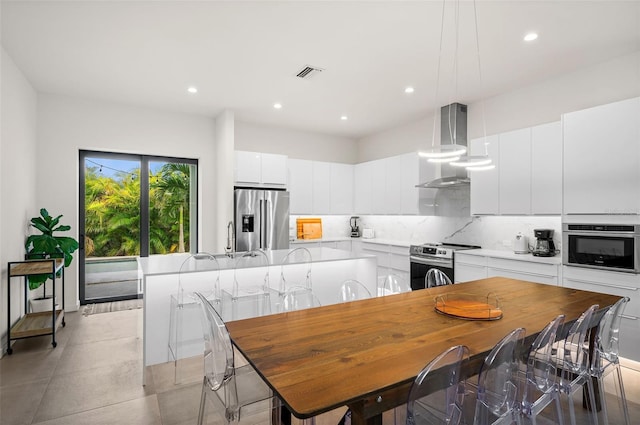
xmin=499 ymin=128 xmax=531 ymax=214
xmin=400 ymin=153 xmax=419 ymax=214
xmin=235 ymin=151 xmax=262 ymax=185
xmin=235 ymin=151 xmax=287 ymax=187
xmin=261 ymin=153 xmax=288 ymax=186
xmin=354 ymin=161 xmax=373 ymax=215
xmin=370 ymin=159 xmax=387 ymax=214
xmin=288 ymin=159 xmax=313 ymax=214
xmin=312 ymin=162 xmax=331 ymax=214
xmin=563 ymin=97 xmax=640 ymax=214
xmin=531 ymin=122 xmax=562 ymax=214
xmin=385 ymin=155 xmax=403 ymax=214
xmin=470 ymin=135 xmax=500 ymax=215
xmin=330 ymin=163 xmax=354 ymax=214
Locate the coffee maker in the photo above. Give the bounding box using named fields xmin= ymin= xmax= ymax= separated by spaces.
xmin=350 ymin=216 xmax=361 ymax=238
xmin=532 ymin=229 xmax=556 ymax=257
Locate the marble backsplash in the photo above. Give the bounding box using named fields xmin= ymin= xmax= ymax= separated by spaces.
xmin=292 ymin=214 xmax=562 ymax=253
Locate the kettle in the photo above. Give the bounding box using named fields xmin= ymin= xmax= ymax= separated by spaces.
xmin=513 ymin=233 xmax=529 ymax=254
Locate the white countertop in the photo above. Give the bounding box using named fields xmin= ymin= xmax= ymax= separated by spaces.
xmin=458 ymin=248 xmax=562 ymax=265
xmin=137 ymin=247 xmax=374 ymax=277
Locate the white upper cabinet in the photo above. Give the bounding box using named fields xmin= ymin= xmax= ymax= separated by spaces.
xmin=370 ymin=158 xmax=388 ymax=214
xmin=470 ymin=135 xmax=500 ymax=215
xmin=531 ymin=121 xmax=562 ymax=214
xmin=563 ymin=97 xmax=640 ymax=214
xmin=312 ymin=161 xmax=332 ymax=214
xmin=470 ymin=121 xmax=561 ymax=216
xmin=499 ymin=128 xmax=532 ymax=214
xmin=384 ymin=155 xmax=403 ymax=215
xmin=288 ymin=159 xmax=313 ymax=214
xmin=288 ymin=159 xmax=354 ymax=215
xmin=355 ymin=153 xmax=434 ymax=215
xmin=354 ymin=161 xmax=373 ymax=215
xmin=330 ymin=163 xmax=354 ymax=214
xmin=235 ymin=151 xmax=262 ymax=185
xmin=235 ymin=151 xmax=287 ymax=187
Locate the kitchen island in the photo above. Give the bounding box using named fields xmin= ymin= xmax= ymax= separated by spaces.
xmin=138 ymin=247 xmax=377 ymax=380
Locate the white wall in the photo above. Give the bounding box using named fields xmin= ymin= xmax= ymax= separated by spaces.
xmin=235 ymin=120 xmax=358 ymax=164
xmin=36 ymin=94 xmax=217 ymax=310
xmin=215 ymin=110 xmax=235 ymax=252
xmin=357 ymin=51 xmax=640 ymax=162
xmin=1 ymin=48 xmax=39 ymax=352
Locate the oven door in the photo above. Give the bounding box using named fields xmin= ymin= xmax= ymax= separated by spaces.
xmin=409 ymin=256 xmax=454 ymax=290
xmin=564 ymin=232 xmax=640 ymax=272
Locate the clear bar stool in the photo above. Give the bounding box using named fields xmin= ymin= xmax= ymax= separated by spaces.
xmin=590 ymin=297 xmax=631 ymax=425
xmin=168 ymin=252 xmax=220 ymax=384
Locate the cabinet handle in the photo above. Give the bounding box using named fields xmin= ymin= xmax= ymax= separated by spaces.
xmin=621 ymin=314 xmax=638 ymax=321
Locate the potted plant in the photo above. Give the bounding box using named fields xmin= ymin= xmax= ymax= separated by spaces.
xmin=25 ymin=208 xmax=79 ymax=312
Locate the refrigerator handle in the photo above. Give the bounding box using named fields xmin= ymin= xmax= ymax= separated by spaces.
xmin=260 ymin=199 xmax=265 ymax=249
xmin=263 ymin=199 xmax=269 ymax=249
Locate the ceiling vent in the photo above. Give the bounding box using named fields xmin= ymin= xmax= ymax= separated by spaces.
xmin=295 ymin=65 xmax=324 ymax=79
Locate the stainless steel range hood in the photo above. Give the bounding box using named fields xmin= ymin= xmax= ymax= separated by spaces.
xmin=416 ymin=103 xmax=470 ymax=189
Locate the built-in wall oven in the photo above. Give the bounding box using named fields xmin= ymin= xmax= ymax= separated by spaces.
xmin=409 ymin=243 xmax=481 ymax=290
xmin=563 ymin=223 xmax=640 ymax=273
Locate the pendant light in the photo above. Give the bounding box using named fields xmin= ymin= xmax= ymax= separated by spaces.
xmin=419 ymin=0 xmax=494 ymax=172
xmin=451 ymin=0 xmax=494 ymax=171
xmin=418 ymin=0 xmax=467 ymax=161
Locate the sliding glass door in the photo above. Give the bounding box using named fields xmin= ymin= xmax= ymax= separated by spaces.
xmin=79 ymin=151 xmax=198 ymax=304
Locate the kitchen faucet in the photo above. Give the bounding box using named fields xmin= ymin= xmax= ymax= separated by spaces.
xmin=225 ymin=221 xmax=235 ymax=256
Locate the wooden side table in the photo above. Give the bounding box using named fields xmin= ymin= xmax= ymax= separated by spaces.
xmin=6 ymin=258 xmax=66 ymax=354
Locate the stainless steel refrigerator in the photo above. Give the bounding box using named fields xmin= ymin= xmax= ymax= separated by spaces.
xmin=234 ymin=188 xmax=290 ymax=252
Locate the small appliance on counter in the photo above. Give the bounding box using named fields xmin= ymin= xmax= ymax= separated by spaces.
xmin=362 ymin=228 xmax=375 ymax=239
xmin=513 ymin=233 xmax=529 ymax=254
xmin=532 ymin=229 xmax=556 ymax=257
xmin=350 ymin=216 xmax=361 ymax=238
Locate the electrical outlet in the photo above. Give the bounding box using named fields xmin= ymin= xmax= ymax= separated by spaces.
xmin=502 ymin=240 xmax=511 ymax=247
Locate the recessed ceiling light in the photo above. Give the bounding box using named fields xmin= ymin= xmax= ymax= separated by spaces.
xmin=524 ymin=33 xmax=538 ymax=42
xmin=273 ymin=103 xmax=282 ymax=109
xmin=405 ymin=87 xmax=415 ymax=94
xmin=341 ymin=116 xmax=348 ymax=121
xmin=187 ymin=86 xmax=198 ymax=93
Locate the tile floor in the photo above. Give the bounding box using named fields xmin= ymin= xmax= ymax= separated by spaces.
xmin=1 ymin=307 xmax=639 ymax=425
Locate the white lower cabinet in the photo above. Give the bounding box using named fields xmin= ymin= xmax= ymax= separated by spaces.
xmin=455 ymin=252 xmax=560 ymax=285
xmin=454 ymin=253 xmax=488 ymax=283
xmin=487 ymin=257 xmax=559 ymax=286
xmin=562 ymin=266 xmax=640 ymax=361
xmin=360 ymin=241 xmax=410 ymax=283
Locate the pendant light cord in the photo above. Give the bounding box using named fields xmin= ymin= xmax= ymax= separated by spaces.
xmin=472 ymin=0 xmax=488 ymax=147
xmin=431 ymin=0 xmax=447 ymax=148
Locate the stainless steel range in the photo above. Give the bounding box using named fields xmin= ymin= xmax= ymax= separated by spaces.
xmin=409 ymin=242 xmax=481 ymax=290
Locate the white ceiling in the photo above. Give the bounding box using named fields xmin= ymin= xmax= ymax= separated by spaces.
xmin=2 ymin=1 xmax=639 ymax=139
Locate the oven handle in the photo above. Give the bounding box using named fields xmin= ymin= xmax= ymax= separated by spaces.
xmin=409 ymin=256 xmax=452 ymax=267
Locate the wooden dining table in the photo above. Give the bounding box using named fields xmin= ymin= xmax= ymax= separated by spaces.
xmin=225 ymin=277 xmax=621 ymax=425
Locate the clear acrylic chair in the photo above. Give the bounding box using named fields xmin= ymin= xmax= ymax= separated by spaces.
xmin=425 ymin=269 xmax=452 ymax=288
xmin=227 ymin=250 xmax=271 ymax=320
xmin=520 ymin=314 xmax=566 ymax=425
xmin=590 ymin=297 xmax=631 ymax=425
xmin=277 ymin=247 xmax=312 ymax=308
xmin=281 ymin=285 xmax=321 ymax=312
xmin=338 ymin=279 xmax=372 ymax=302
xmin=406 ymin=345 xmax=470 ymax=425
xmin=193 ymin=292 xmax=277 ymax=425
xmin=555 ymin=304 xmax=599 ymax=425
xmin=474 ymin=327 xmax=525 ymax=425
xmin=378 ymin=273 xmax=412 ymax=296
xmin=168 ymin=252 xmax=220 ymax=383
